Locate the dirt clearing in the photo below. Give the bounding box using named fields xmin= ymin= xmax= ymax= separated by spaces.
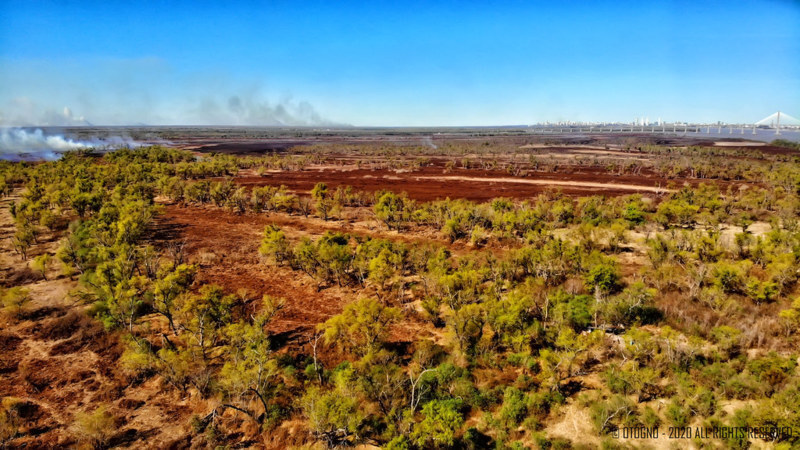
xmin=411 ymin=175 xmax=672 ymax=193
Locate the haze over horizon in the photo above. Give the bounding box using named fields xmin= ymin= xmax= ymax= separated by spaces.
xmin=1 ymin=1 xmax=798 ymax=127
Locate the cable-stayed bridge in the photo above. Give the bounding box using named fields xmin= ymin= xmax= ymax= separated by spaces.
xmin=527 ymin=111 xmax=800 ymax=141
xmin=755 ymin=112 xmax=800 ymax=135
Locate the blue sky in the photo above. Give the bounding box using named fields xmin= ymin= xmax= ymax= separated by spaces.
xmin=0 ymin=0 xmax=798 ymax=126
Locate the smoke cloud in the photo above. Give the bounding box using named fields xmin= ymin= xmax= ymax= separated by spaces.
xmin=0 ymin=128 xmax=141 ymax=161
xmin=0 ymin=98 xmax=92 ymax=127
xmin=1 ymin=95 xmax=341 ymax=127
xmin=189 ymin=95 xmax=337 ymax=126
xmin=421 ymin=136 xmax=438 ymax=149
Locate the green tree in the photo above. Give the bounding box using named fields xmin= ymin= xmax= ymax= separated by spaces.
xmin=355 ymin=350 xmax=407 ymax=417
xmin=10 ymin=224 xmax=34 ymax=260
xmin=498 ymin=387 xmax=530 ymax=428
xmin=302 ymin=385 xmax=363 ymax=447
xmin=175 ymin=284 xmax=237 ymax=362
xmin=446 ymin=302 xmax=486 ymax=357
xmin=31 ymin=253 xmax=52 ymax=280
xmin=210 ymin=179 xmax=234 ymax=207
xmin=411 ymin=399 xmax=465 ymax=448
xmin=259 ymin=224 xmax=291 ymax=265
xmin=152 ymin=264 xmax=197 ymax=334
xmin=584 ymin=259 xmax=622 ymax=296
xmin=368 ymin=248 xmax=401 ymax=295
xmin=312 ymin=182 xmax=336 ymax=220
xmin=321 ymin=297 xmax=400 ymax=356
xmin=623 ymin=197 xmax=647 ymax=225
xmin=218 ymin=314 xmax=281 ymax=423
xmin=316 ymin=232 xmax=353 ymax=286
xmin=779 ymin=298 xmax=800 ymax=336
xmin=591 ymin=395 xmax=636 ymax=435
xmin=374 ymin=191 xmax=409 ymax=230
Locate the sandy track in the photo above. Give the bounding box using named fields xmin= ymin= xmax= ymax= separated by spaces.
xmin=234 ymin=165 xmax=685 ymax=201
xmin=412 ymin=175 xmax=672 ymax=193
xmin=713 ymin=141 xmax=766 ymax=147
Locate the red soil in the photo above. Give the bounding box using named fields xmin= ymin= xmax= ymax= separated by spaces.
xmin=233 ymin=166 xmax=680 ymax=201
xmin=152 ymin=204 xmax=359 ymax=338
xmin=151 ymin=203 xmax=444 ymax=345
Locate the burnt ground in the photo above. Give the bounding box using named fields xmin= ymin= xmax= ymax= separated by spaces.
xmin=0 ymin=195 xmax=205 ymax=449
xmin=187 ymin=141 xmax=310 ymax=155
xmin=151 ymin=203 xmax=347 ymax=336
xmin=3 ymin=132 xmax=796 ymax=448
xmin=150 ymin=203 xmax=439 ymax=346
xmin=229 ymin=155 xmax=756 ymax=201
xmin=233 ymin=165 xmax=685 ymax=201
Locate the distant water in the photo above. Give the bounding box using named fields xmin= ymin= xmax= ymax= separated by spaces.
xmin=684 ymin=128 xmax=800 ymax=143
xmin=531 ymin=127 xmax=800 ymax=143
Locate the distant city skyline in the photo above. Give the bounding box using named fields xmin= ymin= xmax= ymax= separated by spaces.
xmin=1 ymin=1 xmax=799 ymax=127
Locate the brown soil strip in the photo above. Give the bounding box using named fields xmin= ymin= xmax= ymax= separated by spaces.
xmin=411 ymin=175 xmax=672 ymax=193
xmin=233 ymin=166 xmax=679 ymax=201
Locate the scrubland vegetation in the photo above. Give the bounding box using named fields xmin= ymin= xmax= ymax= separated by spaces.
xmin=2 ymin=139 xmax=800 ymax=448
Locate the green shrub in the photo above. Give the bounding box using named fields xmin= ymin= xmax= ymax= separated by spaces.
xmin=640 ymin=406 xmax=660 ymax=428
xmin=0 ymin=398 xmax=24 ymax=445
xmin=591 ymin=395 xmax=636 ymax=435
xmin=411 ymin=399 xmax=465 ymax=448
xmin=1 ymin=287 xmax=30 ymax=318
xmin=665 ymin=398 xmax=691 ymax=427
xmin=498 ymin=387 xmax=529 ymax=427
xmin=584 ymin=261 xmax=622 ymax=295
xmin=71 ymin=405 xmax=116 ymax=449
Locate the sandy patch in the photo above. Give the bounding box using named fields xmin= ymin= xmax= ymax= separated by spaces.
xmin=546 ymin=402 xmax=600 ymax=447
xmin=413 ymin=175 xmax=672 ymax=193
xmin=570 ymin=149 xmax=642 ymax=156
xmin=713 ymin=141 xmax=766 ymax=147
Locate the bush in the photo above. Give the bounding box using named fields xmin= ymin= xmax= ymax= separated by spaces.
xmin=498 ymin=387 xmax=529 ymax=427
xmin=711 ymin=261 xmax=750 ymax=294
xmin=259 ymin=225 xmax=291 ymax=264
xmin=1 ymin=287 xmax=30 ymax=318
xmin=726 ymin=408 xmax=753 ymax=449
xmin=0 ymin=398 xmax=24 ymax=445
xmin=312 ymin=182 xmax=338 ymax=220
xmin=71 ymin=405 xmax=116 ymax=448
xmin=320 ymin=297 xmax=401 ymax=356
xmin=692 ymin=387 xmax=716 ymax=417
xmin=551 ymin=291 xmax=593 ymax=332
xmin=411 ymin=399 xmax=465 ymax=448
xmin=640 ymin=406 xmax=660 ymax=428
xmin=779 ymin=297 xmax=800 ymax=336
xmin=31 ymin=253 xmax=52 ymax=280
xmin=665 ymin=398 xmax=691 ymax=427
xmin=710 ymin=326 xmax=742 ymax=358
xmin=745 ymin=279 xmax=779 ymax=304
xmin=374 ymin=192 xmax=410 ymax=230
xmin=585 ymin=260 xmax=622 ymax=296
xmin=591 ymin=395 xmax=636 ymax=434
xmin=623 ymin=198 xmax=646 ymax=225
xmin=462 ymin=427 xmax=494 ymax=449
xmin=600 ymin=282 xmax=660 ymax=327
xmin=385 ymin=435 xmax=411 ymax=450
xmin=747 ymin=353 xmax=797 ymax=393
xmin=301 ymin=386 xmax=363 ymax=446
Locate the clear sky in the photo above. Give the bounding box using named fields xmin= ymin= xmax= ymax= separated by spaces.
xmin=0 ymin=0 xmax=798 ymax=126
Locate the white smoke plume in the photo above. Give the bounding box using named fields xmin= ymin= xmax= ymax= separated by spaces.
xmin=0 ymin=98 xmax=92 ymax=127
xmin=421 ymin=136 xmax=438 ymax=149
xmin=0 ymin=128 xmax=140 ymax=161
xmin=189 ymin=95 xmax=339 ymax=126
